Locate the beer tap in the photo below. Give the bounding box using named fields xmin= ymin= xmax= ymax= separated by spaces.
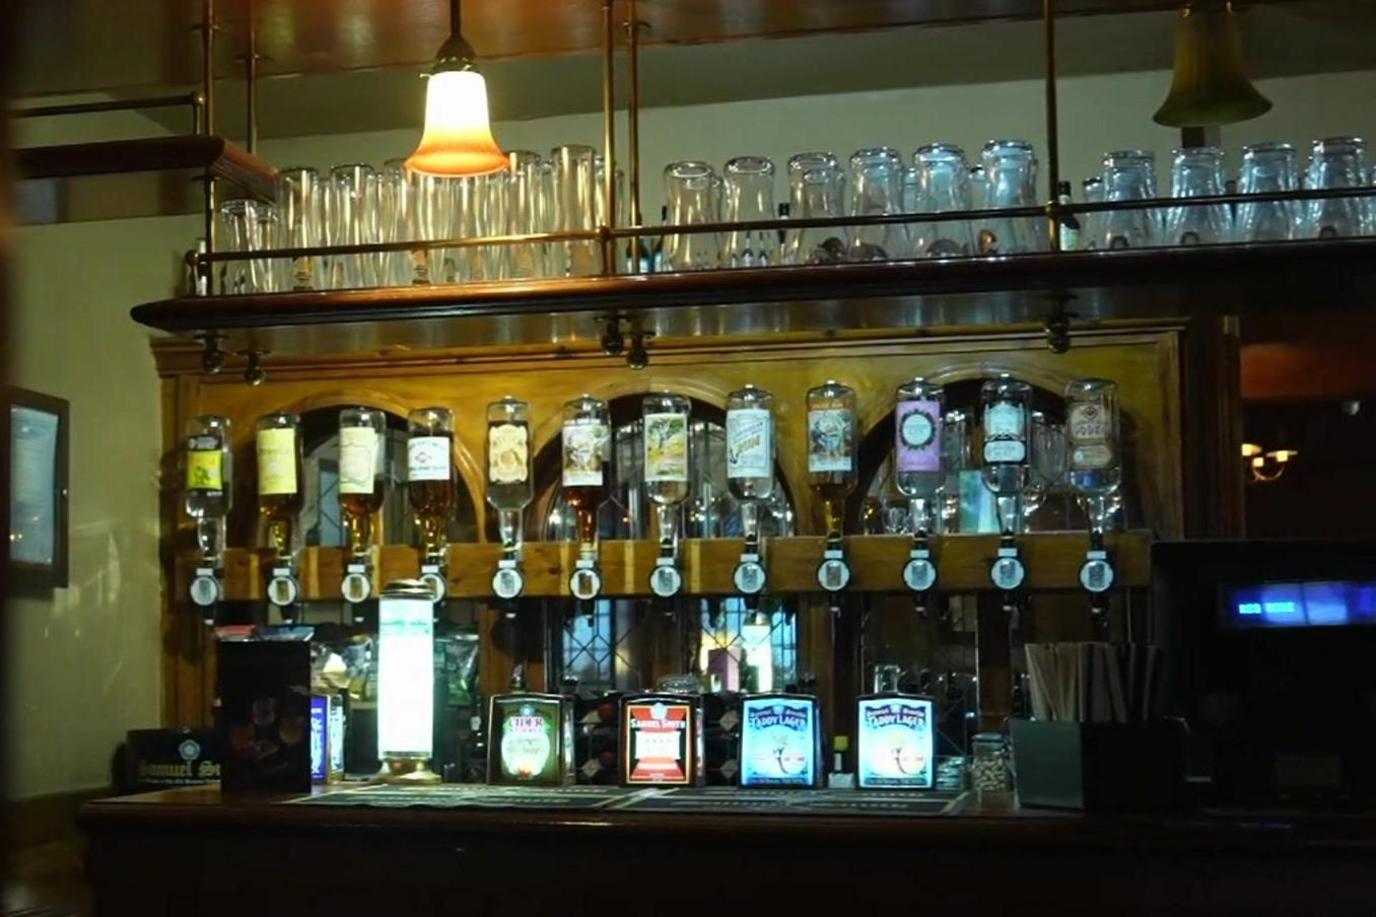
xmin=727 ymin=385 xmax=774 ymax=598
xmin=1065 ymin=379 xmax=1122 ymax=629
xmin=980 ymin=375 xmax=1032 ymax=620
xmin=185 ymin=415 xmax=232 ymax=625
xmin=644 ymin=393 xmax=692 ymax=598
xmin=486 ymin=397 xmax=533 ymax=602
xmin=895 ymin=378 xmax=945 ymax=613
xmin=407 ymin=407 xmax=456 ymax=603
xmin=256 ymin=411 xmax=304 ymax=620
xmin=807 ymin=381 xmax=857 ymax=613
xmin=563 ymin=396 xmax=611 ymax=602
xmin=338 ymin=408 xmax=387 ymax=609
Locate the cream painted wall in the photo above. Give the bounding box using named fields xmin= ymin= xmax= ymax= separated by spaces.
xmin=6 ymin=65 xmax=1374 ymax=799
xmin=262 ymin=68 xmax=1376 ymax=208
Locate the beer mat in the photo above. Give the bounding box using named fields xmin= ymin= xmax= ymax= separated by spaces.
xmin=619 ymin=787 xmax=968 ymax=816
xmin=290 ymin=784 xmax=968 ymax=817
xmin=291 ymin=784 xmax=637 ymax=810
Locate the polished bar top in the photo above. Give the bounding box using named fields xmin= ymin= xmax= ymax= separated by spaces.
xmin=78 ymin=784 xmax=1376 ymax=853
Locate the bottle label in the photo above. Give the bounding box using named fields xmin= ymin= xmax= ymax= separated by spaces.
xmin=407 ymin=436 xmax=451 ymax=482
xmin=644 ymin=412 xmax=689 ymax=483
xmin=726 ymin=408 xmax=772 ymax=480
xmin=488 ymin=423 xmax=529 ymax=485
xmin=562 ymin=420 xmax=608 ymax=487
xmin=982 ymin=402 xmax=1026 ymax=464
xmin=256 ymin=427 xmax=298 ymax=495
xmin=1068 ymin=403 xmax=1113 ymax=470
xmin=338 ymin=426 xmax=379 ymax=495
xmin=186 ymin=448 xmax=223 ymax=492
xmin=895 ymin=400 xmax=942 ymax=473
xmin=808 ymin=408 xmax=854 ymax=473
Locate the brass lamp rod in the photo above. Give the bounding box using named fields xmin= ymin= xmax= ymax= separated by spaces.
xmin=1042 ymin=0 xmax=1062 ymax=251
xmin=201 ymin=0 xmax=217 ymax=292
xmin=245 ymin=0 xmax=259 ymax=154
xmin=602 ymin=0 xmax=618 ymax=274
xmin=626 ymin=0 xmax=643 ymax=228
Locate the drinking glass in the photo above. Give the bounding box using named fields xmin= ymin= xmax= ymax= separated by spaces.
xmin=215 ymin=199 xmax=278 ymax=295
xmin=1080 ymin=176 xmax=1104 ymax=250
xmin=978 ymin=140 xmax=1041 ymax=254
xmin=326 ymin=164 xmax=380 ymax=289
xmin=1304 ymin=136 xmax=1369 ymax=239
xmin=1166 ymin=147 xmax=1231 ymax=246
xmin=552 ymin=144 xmax=601 ymax=276
xmin=847 ymin=147 xmax=908 ymax=261
xmin=274 ymin=166 xmax=324 ymax=290
xmin=1236 ymin=142 xmax=1300 ymax=242
xmin=1099 ymin=150 xmax=1157 ymax=249
xmin=910 ymin=143 xmax=974 ymax=258
xmin=379 ymin=158 xmax=413 ymax=287
xmin=506 ymin=150 xmax=549 ymax=279
xmin=785 ymin=152 xmax=847 ymax=265
xmin=968 ymin=165 xmax=988 ymax=209
xmin=902 ymin=165 xmax=918 ymax=214
xmin=663 ymin=160 xmax=721 ymax=271
xmin=452 ymin=175 xmax=487 ymax=282
xmin=408 ymin=170 xmax=454 ymax=284
xmin=723 ymin=156 xmax=779 ymax=268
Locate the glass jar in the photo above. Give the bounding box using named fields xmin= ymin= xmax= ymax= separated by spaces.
xmin=256 ymin=411 xmax=304 ymax=558
xmin=552 ymin=144 xmax=601 ymax=276
xmin=486 ymin=397 xmax=532 ymax=549
xmin=407 ymin=407 xmax=456 ymax=559
xmin=970 ymin=732 xmax=1012 ymax=792
xmin=185 ymin=415 xmax=232 ymax=562
xmin=338 ymin=407 xmax=387 ymax=556
xmin=807 ymin=380 xmax=857 ymax=538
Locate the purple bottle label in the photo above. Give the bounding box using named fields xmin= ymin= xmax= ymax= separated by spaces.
xmin=896 ymin=400 xmax=942 ymax=473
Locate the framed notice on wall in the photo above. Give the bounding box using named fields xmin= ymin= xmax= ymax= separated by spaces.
xmin=5 ymin=386 xmax=69 ymax=589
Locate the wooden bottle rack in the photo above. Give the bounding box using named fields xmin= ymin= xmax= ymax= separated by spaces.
xmin=182 ymin=531 xmax=1152 ymax=602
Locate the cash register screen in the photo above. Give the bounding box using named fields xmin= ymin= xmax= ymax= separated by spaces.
xmin=1222 ymin=580 xmax=1376 ymax=630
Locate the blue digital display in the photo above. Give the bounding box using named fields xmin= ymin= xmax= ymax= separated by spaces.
xmin=1223 ymin=580 xmax=1376 ymax=629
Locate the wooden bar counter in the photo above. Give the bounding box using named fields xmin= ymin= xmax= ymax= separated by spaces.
xmin=79 ymin=785 xmax=1376 ymax=916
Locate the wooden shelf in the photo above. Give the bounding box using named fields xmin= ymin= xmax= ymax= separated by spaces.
xmin=132 ymin=239 xmax=1376 ymax=356
xmin=182 ymin=532 xmax=1152 ymax=603
xmin=17 ymin=135 xmax=277 ymax=201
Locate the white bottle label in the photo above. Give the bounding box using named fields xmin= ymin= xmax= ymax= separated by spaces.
xmin=726 ymin=408 xmax=772 ymax=479
xmin=808 ymin=409 xmax=854 ymax=473
xmin=1068 ymin=403 xmax=1113 ymax=470
xmin=983 ymin=401 xmax=1027 ymax=465
xmin=562 ymin=421 xmax=608 ymax=487
xmin=256 ymin=427 xmax=298 ymax=495
xmin=407 ymin=436 xmax=451 ymax=482
xmin=488 ymin=423 xmax=529 ymax=485
xmin=643 ymin=412 xmax=690 ymax=483
xmin=339 ymin=426 xmax=379 ymax=495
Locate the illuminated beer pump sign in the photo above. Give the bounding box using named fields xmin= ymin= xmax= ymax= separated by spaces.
xmin=487 ymin=690 xmax=575 ymax=787
xmin=620 ymin=695 xmax=704 ymax=786
xmin=739 ymin=694 xmax=822 ymax=788
xmin=855 ymin=695 xmax=935 ymax=790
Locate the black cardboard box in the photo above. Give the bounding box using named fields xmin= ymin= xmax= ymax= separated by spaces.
xmin=1011 ymin=719 xmax=1187 ymax=812
xmin=218 ymin=641 xmax=312 ymax=794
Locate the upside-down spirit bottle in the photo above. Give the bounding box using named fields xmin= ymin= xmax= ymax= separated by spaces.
xmin=486 ymin=396 xmax=532 ymax=549
xmin=185 ymin=415 xmax=232 ymax=564
xmin=806 ymin=380 xmax=857 ymax=539
xmin=338 ymin=407 xmax=387 ymax=556
xmin=407 ymin=407 xmax=455 ymax=560
xmin=256 ymin=411 xmax=303 ymax=558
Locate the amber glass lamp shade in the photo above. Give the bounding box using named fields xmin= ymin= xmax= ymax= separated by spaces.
xmin=406 ymin=69 xmax=508 ymax=177
xmin=1153 ymin=1 xmax=1272 ymax=128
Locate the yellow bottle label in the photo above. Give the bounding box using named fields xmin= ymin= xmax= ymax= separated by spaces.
xmin=186 ymin=450 xmax=223 ymax=492
xmin=257 ymin=427 xmax=298 ymax=495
